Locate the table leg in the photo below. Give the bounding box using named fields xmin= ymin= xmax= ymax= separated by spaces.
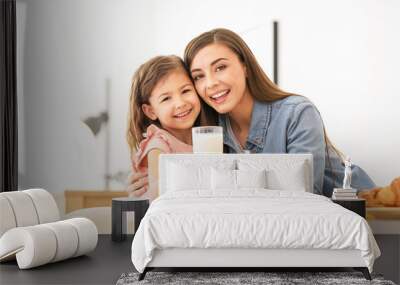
xmin=134 ymin=203 xmax=149 ymax=235
xmin=112 ymin=201 xmax=124 ymax=241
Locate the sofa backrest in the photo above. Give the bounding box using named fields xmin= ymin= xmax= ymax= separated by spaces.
xmin=0 ymin=189 xmax=60 ymax=237
xmin=159 ymin=153 xmax=313 ymax=194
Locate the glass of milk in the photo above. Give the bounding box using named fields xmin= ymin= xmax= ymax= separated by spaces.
xmin=192 ymin=126 xmax=223 ymax=153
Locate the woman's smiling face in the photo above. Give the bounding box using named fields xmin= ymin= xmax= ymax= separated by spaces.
xmin=190 ymin=43 xmax=249 ymax=114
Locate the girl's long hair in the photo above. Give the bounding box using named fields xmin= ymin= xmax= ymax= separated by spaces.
xmin=126 ymin=55 xmax=208 ymax=158
xmin=126 ymin=55 xmax=216 ymax=157
xmin=184 ymin=28 xmax=344 ymax=162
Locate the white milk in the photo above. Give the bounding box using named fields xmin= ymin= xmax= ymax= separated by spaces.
xmin=192 ymin=132 xmax=223 ymax=153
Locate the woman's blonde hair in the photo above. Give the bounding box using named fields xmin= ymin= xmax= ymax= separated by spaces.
xmin=184 ymin=28 xmax=344 ymax=160
xmin=126 ymin=55 xmax=196 ymax=157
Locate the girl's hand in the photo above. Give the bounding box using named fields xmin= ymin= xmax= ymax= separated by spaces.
xmin=126 ymin=165 xmax=148 ymax=197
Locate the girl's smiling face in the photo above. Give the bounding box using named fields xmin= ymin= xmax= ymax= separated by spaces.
xmin=190 ymin=43 xmax=249 ymax=114
xmin=142 ymin=69 xmax=201 ymax=134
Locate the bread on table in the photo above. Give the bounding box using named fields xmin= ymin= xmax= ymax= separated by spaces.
xmin=358 ymin=177 xmax=400 ymax=207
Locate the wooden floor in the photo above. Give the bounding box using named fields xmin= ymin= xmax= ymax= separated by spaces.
xmin=0 ymin=235 xmax=134 ymax=285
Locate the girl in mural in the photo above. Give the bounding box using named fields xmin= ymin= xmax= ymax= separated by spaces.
xmin=127 ymin=28 xmax=376 ymax=199
xmin=126 ymin=55 xmax=213 ymax=201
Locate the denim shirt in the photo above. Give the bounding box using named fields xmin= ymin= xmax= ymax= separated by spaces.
xmin=219 ymin=95 xmax=375 ymax=196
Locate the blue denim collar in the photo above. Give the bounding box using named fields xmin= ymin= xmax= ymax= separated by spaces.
xmin=219 ymin=100 xmax=271 ymax=151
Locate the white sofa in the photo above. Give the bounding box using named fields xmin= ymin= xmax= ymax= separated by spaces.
xmin=0 ymin=188 xmax=98 ymax=269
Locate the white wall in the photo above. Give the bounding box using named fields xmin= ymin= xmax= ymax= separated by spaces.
xmin=17 ymin=0 xmax=400 ymax=195
xmin=17 ymin=0 xmax=158 ymax=193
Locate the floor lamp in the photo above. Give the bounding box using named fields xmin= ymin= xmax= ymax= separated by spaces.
xmin=82 ymin=79 xmax=112 ymax=189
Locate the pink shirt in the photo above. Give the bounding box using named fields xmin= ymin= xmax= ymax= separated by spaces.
xmin=132 ymin=124 xmax=192 ymax=201
xmin=133 ymin=124 xmax=193 ymax=170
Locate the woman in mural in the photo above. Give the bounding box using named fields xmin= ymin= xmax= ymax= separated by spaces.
xmin=127 ymin=28 xmax=376 ymax=198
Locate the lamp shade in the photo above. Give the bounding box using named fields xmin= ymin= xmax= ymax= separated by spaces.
xmin=83 ymin=112 xmax=109 ymax=136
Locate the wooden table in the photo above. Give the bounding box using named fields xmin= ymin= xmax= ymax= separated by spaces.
xmin=366 ymin=207 xmax=400 ymax=220
xmin=64 ymin=190 xmax=128 ymax=213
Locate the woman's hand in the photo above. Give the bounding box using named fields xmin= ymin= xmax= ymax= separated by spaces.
xmin=126 ymin=165 xmax=148 ymax=197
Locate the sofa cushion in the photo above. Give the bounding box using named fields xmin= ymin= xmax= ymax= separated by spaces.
xmin=0 ymin=218 xmax=97 ymax=269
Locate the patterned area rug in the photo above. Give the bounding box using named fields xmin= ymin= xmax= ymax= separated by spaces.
xmin=116 ymin=271 xmax=396 ymax=285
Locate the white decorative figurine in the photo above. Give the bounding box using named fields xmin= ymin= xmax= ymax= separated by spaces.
xmin=343 ymin=156 xmax=352 ymax=189
xmin=332 ymin=156 xmax=357 ymax=199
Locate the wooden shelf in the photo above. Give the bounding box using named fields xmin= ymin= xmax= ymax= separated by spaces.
xmin=64 ymin=190 xmax=128 ymax=213
xmin=366 ymin=207 xmax=400 ymax=220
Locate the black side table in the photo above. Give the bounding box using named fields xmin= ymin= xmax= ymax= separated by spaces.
xmin=112 ymin=197 xmax=149 ymax=242
xmin=332 ymin=198 xmax=366 ymax=218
